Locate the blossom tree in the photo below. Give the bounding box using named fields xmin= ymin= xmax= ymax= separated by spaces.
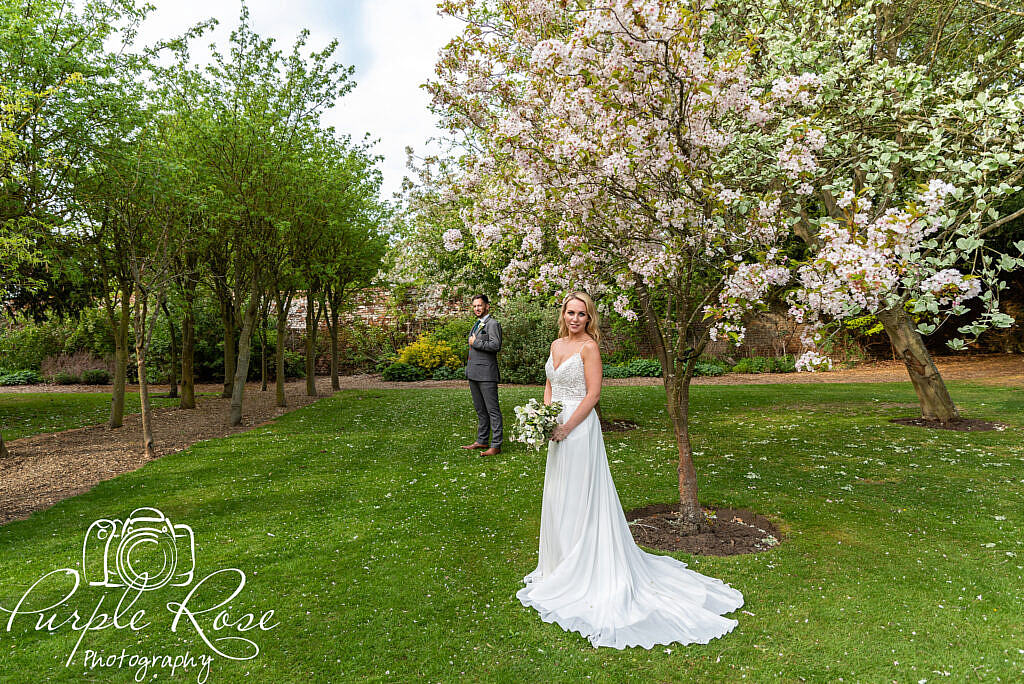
xmin=429 ymin=0 xmax=821 ymax=531
xmin=428 ymin=0 xmax=1024 ymax=531
xmin=707 ymin=0 xmax=1024 ymax=421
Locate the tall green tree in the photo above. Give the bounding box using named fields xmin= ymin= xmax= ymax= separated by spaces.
xmin=2 ymin=0 xmax=151 ymax=428
xmin=163 ymin=7 xmax=355 ymax=425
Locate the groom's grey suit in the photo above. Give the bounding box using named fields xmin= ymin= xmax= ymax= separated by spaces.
xmin=467 ymin=315 xmax=503 ymax=447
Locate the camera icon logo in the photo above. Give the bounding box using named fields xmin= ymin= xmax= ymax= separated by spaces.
xmin=82 ymin=507 xmax=195 ymax=591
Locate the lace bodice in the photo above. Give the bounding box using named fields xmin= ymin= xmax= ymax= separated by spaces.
xmin=546 ymin=351 xmax=587 ymax=402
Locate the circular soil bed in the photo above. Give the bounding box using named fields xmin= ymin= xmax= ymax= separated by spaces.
xmin=601 ymin=418 xmax=638 ymax=432
xmin=889 ymin=417 xmax=1006 ymax=432
xmin=625 ymin=504 xmax=781 ymax=556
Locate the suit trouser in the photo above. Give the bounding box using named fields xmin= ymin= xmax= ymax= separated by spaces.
xmin=469 ymin=380 xmax=502 ymax=447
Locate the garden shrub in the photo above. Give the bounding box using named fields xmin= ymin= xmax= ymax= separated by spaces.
xmin=249 ymin=348 xmax=307 ymax=381
xmin=624 ymin=358 xmax=661 ymax=377
xmin=602 ymin=357 xmax=662 ymax=378
xmin=432 ymin=365 xmax=466 ymax=381
xmin=772 ymin=354 xmax=797 ymax=373
xmin=602 ymin=364 xmax=630 ymax=378
xmin=332 ymin=319 xmax=395 ymax=374
xmin=693 ymin=361 xmax=725 ymax=377
xmin=52 ymin=371 xmax=81 ymax=385
xmin=498 ymin=299 xmax=560 ymax=384
xmin=0 ymin=369 xmax=44 ymax=386
xmin=63 ymin=307 xmax=116 ymax=357
xmin=603 ymin=313 xmax=645 ymax=364
xmin=732 ymin=356 xmax=771 ymax=374
xmin=426 ymin=316 xmax=475 ymax=364
xmin=732 ymin=355 xmax=796 ymax=374
xmin=374 ymin=353 xmax=397 ymax=374
xmin=41 ymin=351 xmax=109 ymax=380
xmin=382 ymin=361 xmax=427 ymax=381
xmin=82 ymin=368 xmax=112 ymax=385
xmin=397 ymin=334 xmax=462 ymax=372
xmin=0 ymin=320 xmax=65 ymax=371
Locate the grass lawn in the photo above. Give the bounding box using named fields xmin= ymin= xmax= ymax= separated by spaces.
xmin=0 ymin=381 xmax=1022 ymax=682
xmin=0 ymin=392 xmax=186 ymax=441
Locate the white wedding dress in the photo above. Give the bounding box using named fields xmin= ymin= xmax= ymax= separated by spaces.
xmin=516 ymin=350 xmax=744 ymax=649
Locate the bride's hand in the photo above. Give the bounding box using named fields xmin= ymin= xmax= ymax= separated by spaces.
xmin=551 ymin=424 xmax=572 ymax=442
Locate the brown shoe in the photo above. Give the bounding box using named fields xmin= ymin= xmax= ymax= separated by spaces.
xmin=461 ymin=443 xmax=488 ymax=450
xmin=481 ymin=446 xmax=501 ymax=456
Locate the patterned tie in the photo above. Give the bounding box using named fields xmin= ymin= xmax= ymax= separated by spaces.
xmin=471 ymin=320 xmax=480 ymax=336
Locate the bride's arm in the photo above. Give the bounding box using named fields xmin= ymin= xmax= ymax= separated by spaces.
xmin=551 ymin=341 xmax=601 ymax=440
xmin=543 ymin=341 xmax=555 ymax=405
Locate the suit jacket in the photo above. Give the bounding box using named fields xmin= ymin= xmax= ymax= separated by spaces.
xmin=466 ymin=315 xmax=502 ymax=382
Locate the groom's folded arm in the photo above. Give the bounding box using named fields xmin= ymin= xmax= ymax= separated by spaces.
xmin=472 ymin=323 xmax=502 ymax=352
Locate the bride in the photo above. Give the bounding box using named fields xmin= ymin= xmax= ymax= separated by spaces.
xmin=516 ymin=291 xmax=744 ymax=649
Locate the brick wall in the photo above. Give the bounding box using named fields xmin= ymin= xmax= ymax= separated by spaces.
xmin=282 ymin=289 xmax=820 ymax=361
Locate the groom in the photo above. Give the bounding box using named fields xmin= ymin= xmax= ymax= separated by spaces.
xmin=461 ymin=294 xmax=503 ymax=456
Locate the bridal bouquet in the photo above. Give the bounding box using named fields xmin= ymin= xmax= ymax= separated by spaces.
xmin=511 ymin=399 xmax=563 ymax=451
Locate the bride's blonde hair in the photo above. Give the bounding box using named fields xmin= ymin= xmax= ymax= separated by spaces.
xmin=558 ymin=291 xmax=601 ymax=344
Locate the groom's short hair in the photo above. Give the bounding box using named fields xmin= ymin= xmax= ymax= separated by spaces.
xmin=472 ymin=294 xmax=490 ymax=305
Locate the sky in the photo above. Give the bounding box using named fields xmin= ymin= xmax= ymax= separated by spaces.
xmin=132 ymin=0 xmax=461 ymax=201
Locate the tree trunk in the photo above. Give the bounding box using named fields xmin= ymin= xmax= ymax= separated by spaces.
xmin=259 ymin=303 xmax=269 ymax=392
xmin=305 ymin=290 xmax=320 ymax=397
xmin=229 ymin=286 xmax=262 ymax=427
xmin=329 ymin=305 xmax=340 ymax=392
xmin=635 ymin=279 xmax=707 ymax=533
xmin=664 ymin=370 xmax=706 ymax=533
xmin=876 ymin=306 xmax=960 ymax=422
xmin=1 ymin=433 xmax=8 ymax=459
xmin=134 ymin=291 xmax=155 ymax=459
xmin=180 ymin=292 xmax=196 ymax=409
xmin=162 ymin=300 xmax=179 ymax=399
xmin=275 ymin=291 xmax=292 ymax=408
xmin=221 ymin=300 xmax=237 ymax=399
xmin=109 ymin=293 xmax=130 ymax=429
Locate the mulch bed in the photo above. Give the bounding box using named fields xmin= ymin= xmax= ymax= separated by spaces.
xmin=0 ymin=380 xmax=332 ymax=526
xmin=625 ymin=503 xmax=781 ymax=556
xmin=889 ymin=417 xmax=1006 ymax=432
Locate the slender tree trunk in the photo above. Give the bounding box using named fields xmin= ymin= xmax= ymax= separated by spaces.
xmin=275 ymin=291 xmax=293 ymax=407
xmin=134 ymin=290 xmax=155 ymax=459
xmin=221 ymin=300 xmax=237 ymax=399
xmin=109 ymin=292 xmax=130 ymax=429
xmin=664 ymin=370 xmax=705 ymax=533
xmin=305 ymin=290 xmax=321 ymax=397
xmin=259 ymin=303 xmax=269 ymax=392
xmin=162 ymin=300 xmax=179 ymax=399
xmin=180 ymin=292 xmax=196 ymax=409
xmin=636 ymin=280 xmax=707 ymax=533
xmin=1 ymin=433 xmax=8 ymax=459
xmin=876 ymin=306 xmax=960 ymax=422
xmin=329 ymin=305 xmax=340 ymax=392
xmin=229 ymin=286 xmax=262 ymax=427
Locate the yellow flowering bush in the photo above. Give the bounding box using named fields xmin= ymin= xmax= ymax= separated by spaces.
xmin=397 ymin=334 xmax=461 ymax=372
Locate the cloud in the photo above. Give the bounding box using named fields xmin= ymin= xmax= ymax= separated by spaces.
xmin=132 ymin=0 xmax=458 ymax=201
xmin=325 ymin=1 xmax=460 ymax=200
